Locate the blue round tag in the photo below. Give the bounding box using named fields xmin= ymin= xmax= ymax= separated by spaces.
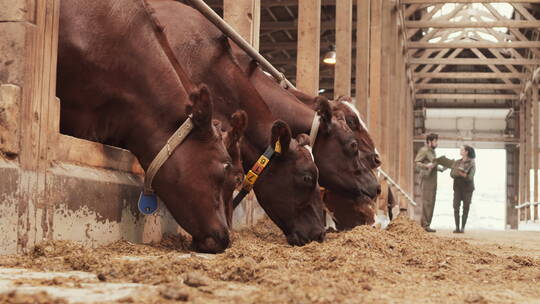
xmin=138 ymin=192 xmax=158 ymax=215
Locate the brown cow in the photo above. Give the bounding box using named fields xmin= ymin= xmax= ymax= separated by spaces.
xmin=230 ymin=48 xmax=380 ymax=200
xmin=289 ymin=94 xmax=382 ymax=229
xmin=149 ymin=0 xmax=326 ymax=246
xmin=57 ymin=0 xmax=244 ymax=253
xmin=215 ymin=111 xmax=248 ymax=229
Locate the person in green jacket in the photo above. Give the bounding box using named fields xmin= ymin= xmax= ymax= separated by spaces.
xmin=450 ymin=145 xmax=476 ymax=233
xmin=415 ymin=133 xmax=450 ymax=232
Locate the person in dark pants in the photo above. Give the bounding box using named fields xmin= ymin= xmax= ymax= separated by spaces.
xmin=415 ymin=133 xmax=450 ymax=232
xmin=450 ymin=145 xmax=476 ymax=233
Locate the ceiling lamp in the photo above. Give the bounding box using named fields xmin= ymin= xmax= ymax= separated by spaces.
xmin=323 ymin=45 xmax=336 ymax=65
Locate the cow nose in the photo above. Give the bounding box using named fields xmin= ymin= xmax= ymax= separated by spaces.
xmin=193 ymin=230 xmax=230 ymax=253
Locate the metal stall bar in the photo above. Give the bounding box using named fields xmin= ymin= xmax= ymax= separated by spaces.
xmin=379 ymin=168 xmax=418 ymax=207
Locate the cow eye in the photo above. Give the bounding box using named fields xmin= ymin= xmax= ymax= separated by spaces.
xmin=224 ymin=162 xmax=232 ymax=172
xmin=350 ymin=140 xmax=359 ymax=152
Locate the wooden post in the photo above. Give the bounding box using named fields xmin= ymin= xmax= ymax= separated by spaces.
xmin=1 ymin=0 xmax=61 ymax=251
xmin=368 ymin=0 xmax=382 ymax=147
xmin=379 ymin=0 xmax=392 ymax=170
xmin=527 ymin=93 xmax=532 ymax=221
xmin=391 ymin=3 xmax=399 ymax=180
xmin=223 ymin=0 xmax=260 ymax=50
xmin=334 ymin=0 xmax=353 ymax=98
xmin=224 ymin=0 xmax=262 ymax=227
xmin=355 ymin=0 xmax=370 ymax=120
xmin=296 ymin=0 xmax=321 ymax=96
xmin=398 ymin=23 xmax=408 ymax=211
xmin=533 ymin=83 xmax=539 ymax=221
xmin=519 ymin=98 xmax=526 ymax=221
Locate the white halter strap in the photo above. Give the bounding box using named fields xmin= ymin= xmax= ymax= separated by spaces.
xmin=309 ymin=113 xmax=321 ymax=146
xmin=144 ymin=116 xmax=194 ymax=194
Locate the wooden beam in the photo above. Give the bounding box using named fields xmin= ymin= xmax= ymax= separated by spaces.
xmin=224 ymin=0 xmax=260 ymax=50
xmin=296 ymin=0 xmax=321 ymax=95
xmin=402 ymin=0 xmax=540 ymax=3
xmin=408 ymin=41 xmax=540 ymax=49
xmin=355 ymin=0 xmax=370 ymax=119
xmin=334 ymin=0 xmax=353 ymax=98
xmin=413 ymin=72 xmax=524 ymax=79
xmin=532 ymin=83 xmax=539 ymax=213
xmin=262 ymin=20 xmax=335 ymax=31
xmin=416 ymin=93 xmax=519 ymax=100
xmin=368 ymin=0 xmax=382 ymax=146
xmin=526 ymin=94 xmax=532 ymax=217
xmin=416 ymin=83 xmax=522 ymax=90
xmin=422 ymin=102 xmax=512 ymax=109
xmin=406 ymin=20 xmax=540 ymax=29
xmin=413 ymin=135 xmax=519 ymax=143
xmin=409 ymin=58 xmax=539 ymax=65
xmin=206 ymin=0 xmax=337 ymax=7
xmin=380 ymin=0 xmax=392 ymax=171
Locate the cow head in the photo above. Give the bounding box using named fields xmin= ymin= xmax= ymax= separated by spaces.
xmin=153 ymin=85 xmax=233 ymax=253
xmin=249 ymin=121 xmax=326 ymax=246
xmin=332 ymin=96 xmax=381 ymax=170
xmin=324 ymin=190 xmax=376 ymax=230
xmin=216 ymin=110 xmax=248 ymax=229
xmin=311 ymin=97 xmax=380 ymax=200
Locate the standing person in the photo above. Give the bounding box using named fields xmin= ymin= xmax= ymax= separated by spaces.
xmin=414 ymin=133 xmax=444 ymax=232
xmin=450 ymin=145 xmax=476 ymax=233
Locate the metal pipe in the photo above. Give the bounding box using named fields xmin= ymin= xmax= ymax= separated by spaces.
xmin=378 ymin=168 xmax=417 ymax=207
xmin=188 ymin=0 xmax=296 ymax=89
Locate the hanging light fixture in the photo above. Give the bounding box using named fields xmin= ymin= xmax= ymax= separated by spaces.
xmin=322 ymin=44 xmax=336 ymax=65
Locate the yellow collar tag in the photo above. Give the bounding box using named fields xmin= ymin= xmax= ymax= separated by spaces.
xmin=274 ymin=140 xmax=282 ymax=154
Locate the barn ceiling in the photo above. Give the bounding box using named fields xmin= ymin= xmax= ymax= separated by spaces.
xmin=200 ymin=0 xmax=540 ymax=109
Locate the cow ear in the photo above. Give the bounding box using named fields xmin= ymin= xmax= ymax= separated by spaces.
xmin=315 ymin=96 xmax=332 ymax=134
xmin=270 ymin=120 xmax=291 ymax=155
xmin=189 ymin=85 xmax=213 ymax=134
xmin=228 ymin=110 xmax=248 ymax=146
xmin=296 ymin=133 xmax=311 ymax=147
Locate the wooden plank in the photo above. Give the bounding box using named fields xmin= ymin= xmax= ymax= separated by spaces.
xmin=391 ymin=2 xmax=400 ymax=180
xmin=526 ymin=95 xmax=532 ymax=219
xmin=334 ymin=0 xmax=353 ymax=98
xmin=355 ymin=0 xmax=370 ymax=119
xmin=520 ymin=101 xmax=526 ymax=210
xmin=410 ymin=58 xmax=539 ymax=65
xmin=368 ymin=0 xmax=382 ymax=146
xmin=469 ymin=47 xmax=522 ymax=95
xmin=533 ymin=83 xmax=539 ymax=220
xmin=57 ymin=135 xmax=144 ymax=174
xmin=224 ymin=0 xmax=260 ymax=50
xmin=403 ymin=0 xmax=540 ymax=3
xmin=408 ymin=41 xmax=540 ymax=49
xmin=406 ymin=20 xmax=540 ymax=28
xmin=483 ymin=3 xmax=540 ymax=59
xmin=296 ymin=0 xmax=321 ymax=95
xmin=416 ymin=93 xmax=519 ymax=100
xmin=416 ymin=83 xmax=522 ymax=90
xmin=380 ymin=0 xmax=392 ymax=171
xmin=422 ymin=102 xmax=512 ymax=109
xmin=413 ymin=72 xmax=524 ymax=79
xmin=413 ymin=135 xmax=519 ymax=143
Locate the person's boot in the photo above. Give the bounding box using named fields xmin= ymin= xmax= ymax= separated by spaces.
xmin=461 ymin=211 xmax=469 ymax=233
xmin=453 ymin=210 xmax=460 ymax=233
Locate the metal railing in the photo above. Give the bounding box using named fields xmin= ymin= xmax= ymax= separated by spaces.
xmin=378 ymin=169 xmax=417 ymax=207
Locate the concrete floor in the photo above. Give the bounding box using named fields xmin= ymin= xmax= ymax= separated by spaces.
xmin=437 ymin=229 xmax=540 ymax=257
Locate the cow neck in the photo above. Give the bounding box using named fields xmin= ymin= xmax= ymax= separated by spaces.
xmin=120 ymin=5 xmax=194 ymax=171
xmin=250 ymin=68 xmax=317 ymax=137
xmin=228 ymin=69 xmax=275 ymax=163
